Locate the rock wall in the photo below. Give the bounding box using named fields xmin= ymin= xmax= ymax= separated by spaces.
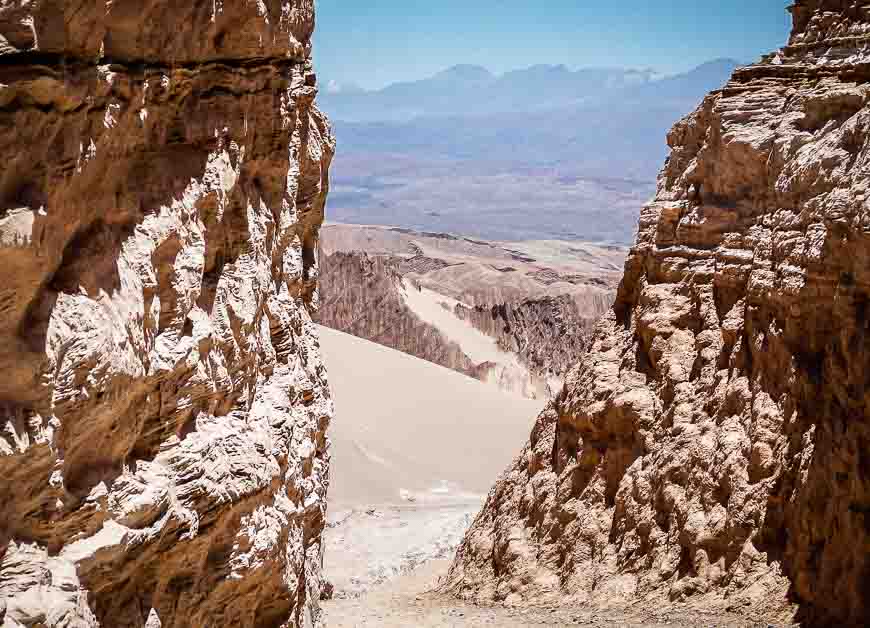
xmin=446 ymin=2 xmax=870 ymax=625
xmin=316 ymin=251 xmax=481 ymax=378
xmin=455 ymin=295 xmax=602 ymax=393
xmin=0 ymin=2 xmax=333 ymax=627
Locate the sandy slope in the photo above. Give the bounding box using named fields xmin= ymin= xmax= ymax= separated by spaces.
xmin=399 ymin=283 xmax=505 ymax=365
xmin=318 ymin=325 xmax=543 ymax=598
xmin=318 ymin=325 xmax=542 ymax=507
xmin=399 ymin=281 xmax=546 ymax=398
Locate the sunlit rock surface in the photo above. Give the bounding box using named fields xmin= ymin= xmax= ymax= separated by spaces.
xmin=0 ymin=1 xmax=333 ymax=626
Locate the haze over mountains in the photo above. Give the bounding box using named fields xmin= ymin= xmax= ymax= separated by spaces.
xmin=319 ymin=59 xmax=741 ymax=243
xmin=321 ymin=59 xmax=739 ymax=121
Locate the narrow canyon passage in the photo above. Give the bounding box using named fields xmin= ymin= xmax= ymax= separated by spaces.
xmin=318 ymin=1 xmax=870 ymax=625
xmin=3 ymin=1 xmax=868 ymax=626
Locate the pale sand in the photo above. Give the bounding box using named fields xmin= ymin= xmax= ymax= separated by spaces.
xmin=399 ymin=281 xmax=550 ymax=398
xmin=317 ymin=325 xmax=544 ymax=508
xmin=399 ymin=280 xmax=518 ymax=368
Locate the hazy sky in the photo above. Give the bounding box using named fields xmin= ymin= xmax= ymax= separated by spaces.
xmin=314 ymin=0 xmax=793 ymax=89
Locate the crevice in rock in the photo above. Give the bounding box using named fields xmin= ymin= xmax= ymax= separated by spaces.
xmin=197 ymin=189 xmax=252 ymax=315
xmin=49 ymin=219 xmax=133 ymax=297
xmin=0 ymin=50 xmax=306 ymax=73
xmin=151 ymin=234 xmax=184 ymax=334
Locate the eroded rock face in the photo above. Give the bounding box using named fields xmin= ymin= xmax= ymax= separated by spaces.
xmin=454 ymin=295 xmax=601 ymax=393
xmin=446 ymin=2 xmax=870 ymax=625
xmin=318 ymin=245 xmax=612 ymax=400
xmin=0 ymin=1 xmax=333 ymax=626
xmin=316 ymin=251 xmax=481 ymax=379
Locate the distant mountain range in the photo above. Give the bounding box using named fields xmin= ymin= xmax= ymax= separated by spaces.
xmin=319 ymin=59 xmax=742 ymax=243
xmin=320 ymin=59 xmax=740 ymax=123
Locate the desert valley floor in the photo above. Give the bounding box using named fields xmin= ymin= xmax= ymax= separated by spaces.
xmin=318 ymin=327 xmax=793 ymax=627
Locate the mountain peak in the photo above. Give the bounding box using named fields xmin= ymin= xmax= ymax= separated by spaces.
xmin=319 ymin=58 xmax=740 ymax=122
xmin=435 ymin=64 xmax=494 ymax=82
xmin=690 ymin=57 xmax=742 ymax=72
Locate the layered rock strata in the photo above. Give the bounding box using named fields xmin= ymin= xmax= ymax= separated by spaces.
xmin=446 ymin=2 xmax=870 ymax=625
xmin=318 ymin=248 xmax=610 ymax=399
xmin=0 ymin=1 xmax=333 ymax=626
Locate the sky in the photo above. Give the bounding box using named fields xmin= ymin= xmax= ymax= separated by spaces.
xmin=314 ymin=0 xmax=793 ymax=89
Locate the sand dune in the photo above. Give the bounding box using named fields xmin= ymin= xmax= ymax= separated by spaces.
xmin=318 ymin=325 xmax=543 ymax=507
xmin=399 ymin=282 xmax=508 ymax=365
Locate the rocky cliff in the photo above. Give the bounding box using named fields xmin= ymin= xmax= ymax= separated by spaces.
xmin=316 ymin=251 xmax=481 ymax=378
xmin=318 ymin=226 xmax=623 ymax=399
xmin=317 ymin=250 xmax=580 ymax=399
xmin=455 ymin=295 xmax=601 ymax=393
xmin=446 ymin=2 xmax=870 ymax=625
xmin=0 ymin=2 xmax=333 ymax=626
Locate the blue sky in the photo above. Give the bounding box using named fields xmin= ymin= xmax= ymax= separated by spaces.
xmin=314 ymin=0 xmax=793 ymax=89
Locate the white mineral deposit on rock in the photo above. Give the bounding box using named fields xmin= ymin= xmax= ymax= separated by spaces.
xmin=0 ymin=1 xmax=334 ymax=626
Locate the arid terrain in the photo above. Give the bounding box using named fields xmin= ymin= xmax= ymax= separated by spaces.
xmin=320 ymin=60 xmax=741 ymax=243
xmin=320 ymin=223 xmax=626 ymax=305
xmin=317 ymin=325 xmax=542 ymax=599
xmin=318 ymin=328 xmax=790 ymax=626
xmin=328 ymin=2 xmax=870 ymax=627
xmin=323 ymin=559 xmax=790 ymax=627
xmin=318 ymin=223 xmax=626 ymax=399
xmin=4 ymin=1 xmax=869 ymax=627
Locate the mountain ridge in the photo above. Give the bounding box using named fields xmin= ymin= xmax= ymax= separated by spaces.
xmin=321 ymin=59 xmax=742 ymax=122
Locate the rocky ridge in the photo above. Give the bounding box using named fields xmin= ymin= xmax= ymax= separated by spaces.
xmin=0 ymin=2 xmax=333 ymax=626
xmin=455 ymin=296 xmax=601 ymax=394
xmin=317 ymin=249 xmax=585 ymax=399
xmin=446 ymin=2 xmax=870 ymax=625
xmin=317 ymin=225 xmax=622 ymax=399
xmin=315 ymin=251 xmax=482 ymax=381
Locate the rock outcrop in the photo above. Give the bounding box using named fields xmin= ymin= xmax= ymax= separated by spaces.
xmin=446 ymin=2 xmax=870 ymax=625
xmin=455 ymin=295 xmax=601 ymax=392
xmin=0 ymin=2 xmax=333 ymax=626
xmin=317 ymin=227 xmax=621 ymax=399
xmin=316 ymin=251 xmax=481 ymax=379
xmin=317 ymin=250 xmax=570 ymax=399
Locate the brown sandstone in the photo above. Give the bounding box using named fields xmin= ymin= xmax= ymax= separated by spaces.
xmin=0 ymin=1 xmax=333 ymax=626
